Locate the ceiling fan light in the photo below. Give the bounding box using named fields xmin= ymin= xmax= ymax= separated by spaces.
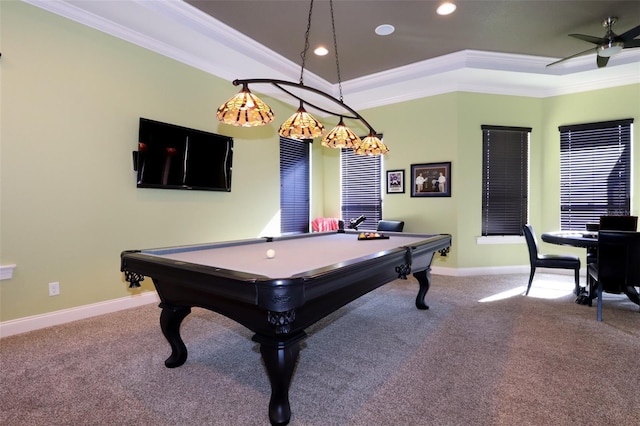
xmin=354 ymin=133 xmax=388 ymax=156
xmin=598 ymin=41 xmax=624 ymax=57
xmin=321 ymin=118 xmax=362 ymax=149
xmin=314 ymin=46 xmax=329 ymax=56
xmin=278 ymin=103 xmax=325 ymax=140
xmin=216 ymin=84 xmax=274 ymax=127
xmin=437 ymin=2 xmax=457 ymax=16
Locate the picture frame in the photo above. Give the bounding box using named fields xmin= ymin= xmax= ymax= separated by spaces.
xmin=410 ymin=162 xmax=451 ymax=197
xmin=386 ymin=169 xmax=405 ymax=194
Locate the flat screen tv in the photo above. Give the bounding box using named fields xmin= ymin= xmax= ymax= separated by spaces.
xmin=135 ymin=118 xmax=233 ymax=192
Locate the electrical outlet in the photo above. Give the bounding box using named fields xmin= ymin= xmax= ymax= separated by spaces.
xmin=48 ymin=281 xmax=60 ymax=296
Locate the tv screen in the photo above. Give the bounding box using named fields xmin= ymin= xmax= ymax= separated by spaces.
xmin=135 ymin=118 xmax=233 ymax=191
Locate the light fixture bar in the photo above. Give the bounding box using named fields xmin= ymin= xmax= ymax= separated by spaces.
xmin=230 ymin=78 xmax=378 ymax=135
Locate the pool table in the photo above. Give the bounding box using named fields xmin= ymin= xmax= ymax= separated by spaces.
xmin=120 ymin=230 xmax=451 ymax=425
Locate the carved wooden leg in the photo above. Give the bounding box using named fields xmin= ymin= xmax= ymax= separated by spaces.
xmin=623 ymin=286 xmax=640 ymax=306
xmin=413 ymin=268 xmax=431 ymax=310
xmin=159 ymin=304 xmax=191 ymax=368
xmin=254 ymin=333 xmax=306 ymax=426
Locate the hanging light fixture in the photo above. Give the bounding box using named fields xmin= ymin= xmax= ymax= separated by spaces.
xmin=216 ymin=83 xmax=274 ymax=127
xmin=279 ymin=101 xmax=325 ymax=139
xmin=354 ymin=132 xmax=389 ymax=156
xmin=321 ymin=117 xmax=361 ymax=149
xmin=216 ymin=0 xmax=386 ymax=155
xmin=320 ymin=0 xmax=361 ymax=150
xmin=276 ymin=0 xmax=325 ymax=140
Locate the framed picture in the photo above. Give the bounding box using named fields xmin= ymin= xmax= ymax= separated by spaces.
xmin=386 ymin=169 xmax=405 ymax=194
xmin=410 ymin=162 xmax=451 ymax=197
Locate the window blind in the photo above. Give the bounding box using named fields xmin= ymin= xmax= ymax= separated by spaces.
xmin=280 ymin=137 xmax=310 ymax=234
xmin=341 ymin=147 xmax=382 ymax=230
xmin=559 ymin=119 xmax=632 ymax=230
xmin=481 ymin=125 xmax=530 ymax=236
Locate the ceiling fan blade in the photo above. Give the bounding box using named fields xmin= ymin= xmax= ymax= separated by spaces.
xmin=597 ymin=55 xmax=610 ymax=68
xmin=619 ymin=24 xmax=640 ymax=41
xmin=569 ymin=33 xmax=605 ymax=44
xmin=623 ymin=39 xmax=640 ymax=48
xmin=546 ymin=47 xmax=596 ymax=67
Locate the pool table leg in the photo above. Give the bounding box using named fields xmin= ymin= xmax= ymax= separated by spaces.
xmin=253 ymin=332 xmax=306 ymax=426
xmin=159 ymin=303 xmax=191 ymax=368
xmin=413 ymin=267 xmax=432 ymax=310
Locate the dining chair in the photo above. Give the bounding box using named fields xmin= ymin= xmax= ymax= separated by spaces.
xmin=587 ymin=230 xmax=640 ymax=321
xmin=523 ymin=224 xmax=581 ymax=296
xmin=376 ymin=220 xmax=404 ymax=232
xmin=588 ymin=216 xmax=639 ymax=265
xmin=599 ymin=215 xmax=638 ymax=231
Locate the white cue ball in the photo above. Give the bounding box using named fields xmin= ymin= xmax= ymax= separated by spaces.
xmin=266 ymin=249 xmax=275 ymax=259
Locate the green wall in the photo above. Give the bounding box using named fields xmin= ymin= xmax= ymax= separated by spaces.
xmin=540 ymin=85 xmax=640 ymax=236
xmin=343 ymin=87 xmax=637 ymax=269
xmin=325 ymin=92 xmax=544 ymax=269
xmin=1 ymin=1 xmax=638 ymax=322
xmin=0 ymin=2 xmax=301 ymax=321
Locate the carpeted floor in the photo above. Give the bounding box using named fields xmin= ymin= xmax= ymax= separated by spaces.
xmin=1 ymin=273 xmax=638 ymax=425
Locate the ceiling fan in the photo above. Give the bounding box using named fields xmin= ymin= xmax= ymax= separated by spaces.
xmin=547 ymin=17 xmax=640 ymax=68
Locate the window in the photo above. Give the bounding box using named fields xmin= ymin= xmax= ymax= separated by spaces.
xmin=280 ymin=137 xmax=310 ymax=234
xmin=481 ymin=125 xmax=530 ymax=236
xmin=341 ymin=147 xmax=382 ymax=230
xmin=559 ymin=119 xmax=632 ymax=230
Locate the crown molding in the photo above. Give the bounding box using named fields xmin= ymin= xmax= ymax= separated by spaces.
xmin=23 ymin=0 xmax=640 ymax=111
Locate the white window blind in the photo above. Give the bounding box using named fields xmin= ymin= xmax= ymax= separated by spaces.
xmin=340 ymin=148 xmax=382 ymax=230
xmin=280 ymin=137 xmax=310 ymax=234
xmin=481 ymin=125 xmax=530 ymax=236
xmin=559 ymin=119 xmax=632 ymax=230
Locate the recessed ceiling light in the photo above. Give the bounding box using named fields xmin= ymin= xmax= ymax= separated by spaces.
xmin=375 ymin=24 xmax=395 ymax=36
xmin=437 ymin=2 xmax=457 ymax=16
xmin=314 ymin=46 xmax=329 ymax=56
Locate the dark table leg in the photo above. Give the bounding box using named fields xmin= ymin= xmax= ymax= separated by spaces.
xmin=159 ymin=303 xmax=191 ymax=368
xmin=413 ymin=268 xmax=431 ymax=310
xmin=623 ymin=286 xmax=640 ymax=306
xmin=575 ymin=287 xmax=591 ymax=305
xmin=253 ymin=332 xmax=307 ymax=426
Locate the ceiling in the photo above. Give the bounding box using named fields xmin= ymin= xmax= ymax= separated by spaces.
xmin=185 ymin=0 xmax=640 ymax=83
xmin=25 ymin=0 xmax=640 ymax=111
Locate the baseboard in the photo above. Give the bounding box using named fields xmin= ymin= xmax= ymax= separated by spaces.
xmin=432 ymin=265 xmax=530 ymax=276
xmin=0 ymin=291 xmax=159 ymax=338
xmin=1 ymin=265 xmax=545 ymax=338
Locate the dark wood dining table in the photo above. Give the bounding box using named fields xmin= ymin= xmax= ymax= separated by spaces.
xmin=540 ymin=230 xmax=598 ymax=249
xmin=541 ymin=231 xmax=597 ymax=304
xmin=541 ymin=230 xmax=639 ymax=306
